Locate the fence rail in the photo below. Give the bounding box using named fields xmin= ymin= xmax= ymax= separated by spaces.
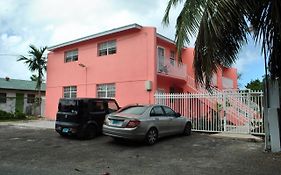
xmin=155 ymin=90 xmax=264 ymax=135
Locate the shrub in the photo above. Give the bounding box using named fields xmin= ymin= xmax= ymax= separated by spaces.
xmin=14 ymin=110 xmax=26 ymax=119
xmin=0 ymin=109 xmax=26 ymax=120
xmin=0 ymin=110 xmax=14 ymax=120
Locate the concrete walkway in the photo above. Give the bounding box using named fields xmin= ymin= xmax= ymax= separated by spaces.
xmin=211 ymin=132 xmax=263 ymax=142
xmin=0 ymin=119 xmax=55 ymax=129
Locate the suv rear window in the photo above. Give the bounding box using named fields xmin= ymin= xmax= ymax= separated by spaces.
xmin=58 ymin=100 xmax=78 ymax=112
xmin=119 ymin=106 xmax=148 ymax=115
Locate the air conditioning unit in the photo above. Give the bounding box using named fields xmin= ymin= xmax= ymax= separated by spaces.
xmin=145 ymin=81 xmax=152 ymax=91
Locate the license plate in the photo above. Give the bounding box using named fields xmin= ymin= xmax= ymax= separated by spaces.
xmin=110 ymin=120 xmax=123 ymax=127
xmin=62 ymin=128 xmax=69 ymax=133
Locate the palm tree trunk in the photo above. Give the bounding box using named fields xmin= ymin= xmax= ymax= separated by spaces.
xmin=38 ymin=84 xmax=41 ymax=117
xmin=38 ymin=73 xmax=42 ymax=117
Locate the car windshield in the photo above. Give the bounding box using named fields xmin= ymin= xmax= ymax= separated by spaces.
xmin=119 ymin=106 xmax=148 ymax=115
xmin=58 ymin=99 xmax=78 ymax=113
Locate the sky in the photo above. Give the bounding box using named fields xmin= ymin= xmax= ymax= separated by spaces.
xmin=0 ymin=0 xmax=265 ymax=89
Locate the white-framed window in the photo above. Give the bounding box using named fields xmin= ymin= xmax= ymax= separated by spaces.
xmin=97 ymin=83 xmax=115 ymax=98
xmin=98 ymin=40 xmax=116 ymax=56
xmin=65 ymin=49 xmax=78 ymax=62
xmin=0 ymin=93 xmax=6 ymax=103
xmin=170 ymin=50 xmax=175 ymax=66
xmin=63 ymin=86 xmax=77 ymax=98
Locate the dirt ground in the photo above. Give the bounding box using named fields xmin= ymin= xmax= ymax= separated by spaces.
xmin=0 ymin=124 xmax=280 ymax=175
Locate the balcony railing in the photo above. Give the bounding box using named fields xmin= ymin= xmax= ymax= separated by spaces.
xmin=157 ymin=58 xmax=187 ymax=80
xmin=222 ymin=77 xmax=234 ymax=89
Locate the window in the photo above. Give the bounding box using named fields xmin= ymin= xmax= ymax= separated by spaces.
xmin=65 ymin=49 xmax=78 ymax=62
xmin=150 ymin=106 xmax=165 ymax=117
xmin=97 ymin=84 xmax=115 ymax=98
xmin=108 ymin=101 xmax=119 ymax=112
xmin=63 ymin=86 xmax=77 ymax=98
xmin=162 ymin=106 xmax=176 ymax=117
xmin=27 ymin=94 xmax=35 ymax=103
xmin=89 ymin=101 xmax=105 ymax=112
xmin=120 ymin=106 xmax=148 ymax=115
xmin=170 ymin=51 xmax=175 ymax=66
xmin=0 ymin=93 xmax=6 ymax=103
xmin=98 ymin=40 xmax=116 ymax=56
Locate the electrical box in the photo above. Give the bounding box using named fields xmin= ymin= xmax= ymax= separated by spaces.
xmin=145 ymin=80 xmax=152 ymax=91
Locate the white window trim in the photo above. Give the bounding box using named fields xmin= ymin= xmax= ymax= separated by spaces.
xmin=64 ymin=49 xmax=78 ymax=63
xmin=63 ymin=86 xmax=77 ymax=98
xmin=97 ymin=83 xmax=116 ymax=98
xmin=98 ymin=40 xmax=117 ymax=56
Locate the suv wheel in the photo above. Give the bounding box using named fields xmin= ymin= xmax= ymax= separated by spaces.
xmin=145 ymin=128 xmax=158 ymax=145
xmin=85 ymin=125 xmax=97 ymax=139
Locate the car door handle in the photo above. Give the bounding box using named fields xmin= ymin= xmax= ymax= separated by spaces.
xmin=155 ymin=118 xmax=159 ymax=121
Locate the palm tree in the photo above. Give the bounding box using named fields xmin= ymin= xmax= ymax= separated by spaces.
xmin=30 ymin=74 xmax=45 ymax=82
xmin=162 ymin=0 xmax=280 ymax=89
xmin=18 ymin=45 xmax=47 ymax=116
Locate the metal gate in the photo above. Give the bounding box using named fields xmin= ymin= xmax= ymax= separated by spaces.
xmin=154 ymin=90 xmax=264 ymax=135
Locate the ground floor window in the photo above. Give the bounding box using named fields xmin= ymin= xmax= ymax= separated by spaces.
xmin=63 ymin=86 xmax=77 ymax=98
xmin=27 ymin=94 xmax=36 ymax=103
xmin=97 ymin=83 xmax=115 ymax=98
xmin=0 ymin=93 xmax=6 ymax=103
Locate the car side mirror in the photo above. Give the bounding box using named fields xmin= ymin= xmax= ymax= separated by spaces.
xmin=175 ymin=112 xmax=181 ymax=118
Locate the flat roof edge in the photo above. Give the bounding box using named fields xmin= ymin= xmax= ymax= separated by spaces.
xmin=48 ymin=24 xmax=142 ymax=51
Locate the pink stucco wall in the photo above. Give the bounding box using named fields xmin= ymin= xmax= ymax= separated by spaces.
xmin=45 ymin=27 xmax=157 ymax=119
xmin=45 ymin=25 xmax=238 ymax=120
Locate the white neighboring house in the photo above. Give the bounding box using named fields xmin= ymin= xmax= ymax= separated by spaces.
xmin=0 ymin=77 xmax=46 ymax=116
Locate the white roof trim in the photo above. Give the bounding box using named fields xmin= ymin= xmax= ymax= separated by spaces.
xmin=48 ymin=23 xmax=142 ymax=51
xmin=156 ymin=33 xmax=176 ymax=45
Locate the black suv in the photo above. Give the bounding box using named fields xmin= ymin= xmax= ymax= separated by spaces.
xmin=55 ymin=98 xmax=120 ymax=139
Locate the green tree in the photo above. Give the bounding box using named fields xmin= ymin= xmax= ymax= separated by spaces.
xmin=30 ymin=74 xmax=45 ymax=82
xmin=18 ymin=45 xmax=47 ymax=116
xmin=30 ymin=74 xmax=38 ymax=81
xmin=245 ymin=79 xmax=263 ymax=91
xmin=162 ymin=0 xmax=280 ymax=89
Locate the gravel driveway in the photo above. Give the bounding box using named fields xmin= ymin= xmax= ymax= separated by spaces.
xmin=0 ymin=124 xmax=280 ymax=175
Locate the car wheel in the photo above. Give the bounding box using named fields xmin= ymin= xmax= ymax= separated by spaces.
xmin=85 ymin=125 xmax=97 ymax=139
xmin=145 ymin=128 xmax=158 ymax=145
xmin=183 ymin=122 xmax=191 ymax=136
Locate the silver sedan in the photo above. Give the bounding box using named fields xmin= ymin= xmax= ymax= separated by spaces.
xmin=103 ymin=104 xmax=192 ymax=145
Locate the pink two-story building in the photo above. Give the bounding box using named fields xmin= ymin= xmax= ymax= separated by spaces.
xmin=45 ymin=24 xmax=237 ymax=120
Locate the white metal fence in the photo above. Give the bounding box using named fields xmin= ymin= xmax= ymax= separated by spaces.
xmin=154 ymin=90 xmax=264 ymax=135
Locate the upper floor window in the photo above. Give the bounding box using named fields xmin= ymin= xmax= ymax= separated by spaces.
xmin=63 ymin=86 xmax=77 ymax=98
xmin=0 ymin=93 xmax=6 ymax=103
xmin=170 ymin=51 xmax=175 ymax=66
xmin=98 ymin=40 xmax=116 ymax=56
xmin=97 ymin=83 xmax=115 ymax=98
xmin=65 ymin=49 xmax=78 ymax=63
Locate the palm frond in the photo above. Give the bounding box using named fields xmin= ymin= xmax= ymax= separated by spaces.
xmin=17 ymin=44 xmax=47 ymax=90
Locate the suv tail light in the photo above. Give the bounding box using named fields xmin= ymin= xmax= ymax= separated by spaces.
xmin=126 ymin=120 xmax=141 ymax=128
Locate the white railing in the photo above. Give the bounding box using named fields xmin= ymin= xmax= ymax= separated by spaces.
xmin=157 ymin=58 xmax=187 ymax=79
xmin=154 ymin=91 xmax=264 ymax=135
xmin=185 ymin=75 xmax=262 ymax=131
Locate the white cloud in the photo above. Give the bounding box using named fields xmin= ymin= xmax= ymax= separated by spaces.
xmin=235 ymin=50 xmax=261 ymax=72
xmin=0 ymin=0 xmax=262 ymax=84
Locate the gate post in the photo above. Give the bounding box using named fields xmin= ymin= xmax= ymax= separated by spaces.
xmin=247 ymin=89 xmax=251 ymax=134
xmin=223 ymin=92 xmax=227 ymax=132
